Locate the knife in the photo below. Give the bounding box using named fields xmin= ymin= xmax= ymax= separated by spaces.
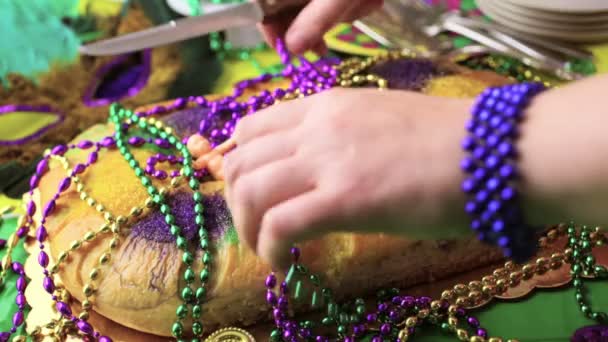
xmin=80 ymin=0 xmax=306 ymax=56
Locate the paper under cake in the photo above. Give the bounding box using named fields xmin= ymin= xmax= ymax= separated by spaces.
xmin=25 ymin=56 xmax=511 ymax=340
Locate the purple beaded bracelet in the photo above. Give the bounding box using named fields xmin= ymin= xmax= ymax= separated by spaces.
xmin=461 ymin=82 xmax=546 ymax=263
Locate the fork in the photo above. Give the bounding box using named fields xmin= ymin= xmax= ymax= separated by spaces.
xmin=357 ymin=0 xmax=585 ymax=80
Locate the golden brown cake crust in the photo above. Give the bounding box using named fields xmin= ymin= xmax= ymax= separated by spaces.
xmin=38 ymin=126 xmax=501 ymax=337
xmin=36 ymin=67 xmax=508 ymax=337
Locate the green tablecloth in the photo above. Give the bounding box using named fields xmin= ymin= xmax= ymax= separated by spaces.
xmin=1 ymin=218 xmax=29 ymax=336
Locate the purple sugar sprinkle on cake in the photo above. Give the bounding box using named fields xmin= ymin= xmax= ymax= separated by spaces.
xmin=131 ymin=191 xmax=234 ymax=244
xmin=369 ymin=58 xmax=441 ymax=90
xmin=162 ymin=107 xmax=210 ymax=139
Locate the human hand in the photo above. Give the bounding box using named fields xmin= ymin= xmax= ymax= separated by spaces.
xmin=260 ymin=0 xmax=384 ymax=54
xmin=223 ymin=88 xmax=473 ymax=269
xmin=188 ymin=134 xmax=236 ymax=180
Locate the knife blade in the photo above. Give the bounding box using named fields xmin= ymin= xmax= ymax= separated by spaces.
xmin=80 ymin=0 xmax=304 ymax=56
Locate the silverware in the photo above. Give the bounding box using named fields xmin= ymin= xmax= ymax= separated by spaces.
xmin=436 ymin=14 xmax=584 ymax=80
xmin=354 ymin=18 xmax=492 ymax=62
xmin=456 ymin=16 xmax=594 ymax=60
xmin=354 ymin=0 xmax=451 ymax=56
xmin=445 ymin=44 xmax=493 ymax=61
xmin=352 ymin=20 xmax=399 ymax=49
xmin=80 ymin=0 xmax=306 ymax=56
xmin=427 ymin=13 xmax=583 ymax=80
xmin=358 ymin=0 xmax=585 ymax=80
xmin=357 ymin=1 xmax=529 ymax=58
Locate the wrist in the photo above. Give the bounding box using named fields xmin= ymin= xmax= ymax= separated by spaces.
xmin=432 ymin=98 xmax=474 ymax=207
xmin=397 ymin=97 xmax=473 ymax=239
xmin=518 ymin=81 xmax=608 ymax=224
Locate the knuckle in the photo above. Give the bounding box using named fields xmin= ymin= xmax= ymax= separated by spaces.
xmin=233 ymin=117 xmax=252 ymax=142
xmin=262 ymin=209 xmax=287 ymax=242
xmin=232 ymin=177 xmax=253 ymax=206
xmin=222 ymin=153 xmax=238 ymax=183
xmin=261 ymin=210 xmax=279 ymax=235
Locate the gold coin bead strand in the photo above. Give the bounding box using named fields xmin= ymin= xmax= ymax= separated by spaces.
xmin=432 ymin=231 xmax=565 ymax=342
xmin=333 ymin=52 xmax=408 ymax=89
xmin=399 ymin=224 xmax=596 ymax=342
xmin=38 ymin=155 xmax=181 ymax=340
xmin=25 ymin=133 xmax=159 ymax=341
xmin=48 ymin=154 xmax=155 ymax=321
xmin=0 ymin=152 xmax=70 ymax=341
xmin=440 ymin=224 xmax=568 ymax=306
xmin=110 ymin=104 xmax=212 ymax=341
xmin=461 ymin=55 xmax=554 ymax=88
xmin=29 ymin=46 xmax=344 ymax=339
xmin=40 ymin=139 xmax=165 ymax=340
xmin=22 ymin=141 xmax=122 ymax=341
xmin=50 ymin=150 xmax=125 ymax=321
xmin=275 ymin=227 xmax=574 ymax=342
xmin=0 ymin=159 xmax=72 ymax=342
xmin=266 ymin=249 xmax=500 ymax=342
xmin=42 ymin=148 xmax=105 ymax=336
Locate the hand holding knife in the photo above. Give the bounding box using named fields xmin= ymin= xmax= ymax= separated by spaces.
xmin=80 ymin=0 xmax=308 ymax=56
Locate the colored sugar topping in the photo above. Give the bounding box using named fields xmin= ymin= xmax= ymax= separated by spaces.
xmin=131 ymin=191 xmax=236 ymax=244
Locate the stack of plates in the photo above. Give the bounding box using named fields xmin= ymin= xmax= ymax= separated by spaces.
xmin=477 ymin=0 xmax=608 ymax=43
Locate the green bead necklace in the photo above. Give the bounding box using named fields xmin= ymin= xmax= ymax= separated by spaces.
xmin=568 ymin=224 xmax=608 ymax=323
xmin=102 ymin=100 xmax=608 ymax=342
xmin=187 ymin=0 xmax=201 ymax=16
xmin=109 ymin=104 xmax=212 ymax=341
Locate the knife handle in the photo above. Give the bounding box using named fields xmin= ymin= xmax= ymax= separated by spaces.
xmin=258 ymin=0 xmax=309 ymax=18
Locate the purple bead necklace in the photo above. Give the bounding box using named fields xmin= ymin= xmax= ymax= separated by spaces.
xmin=264 ymin=248 xmax=489 ymax=342
xmin=114 ymin=39 xmax=339 ymax=185
xmin=0 ymin=39 xmax=339 ymax=341
xmin=35 ymin=141 xmax=113 ymax=340
xmin=0 ymin=137 xmax=117 ymax=341
xmin=0 ymin=262 xmax=27 ymax=342
xmin=124 ymin=40 xmax=339 ymax=151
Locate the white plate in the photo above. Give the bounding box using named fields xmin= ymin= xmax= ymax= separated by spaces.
xmin=504 ymin=0 xmax=608 ymax=13
xmin=478 ymin=0 xmax=608 ymax=42
xmin=483 ymin=0 xmax=608 ymax=31
xmin=487 ymin=0 xmax=608 ymax=24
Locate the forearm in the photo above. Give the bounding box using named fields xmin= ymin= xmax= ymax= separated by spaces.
xmin=519 ymin=73 xmax=608 ymax=225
